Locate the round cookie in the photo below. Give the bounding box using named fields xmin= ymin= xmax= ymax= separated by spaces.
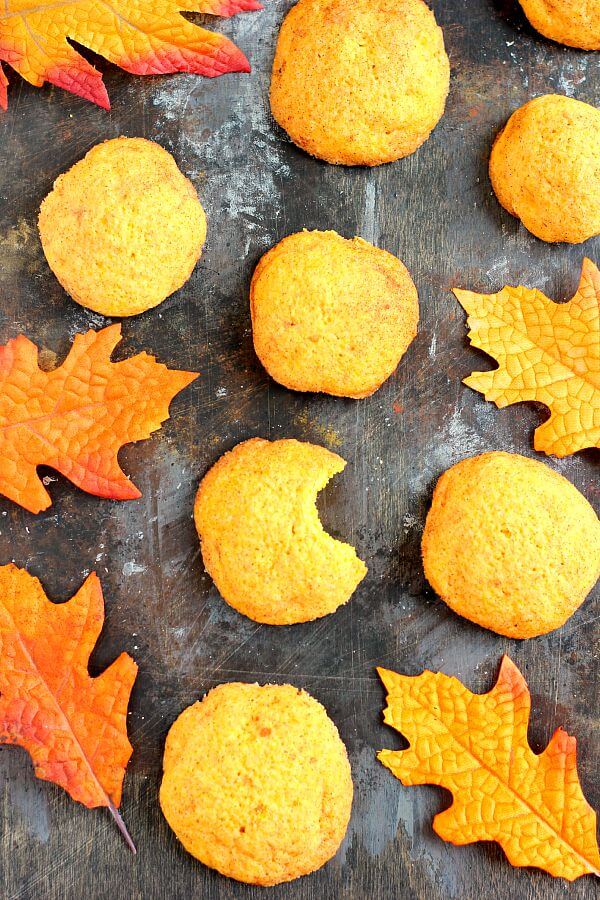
xmin=270 ymin=0 xmax=450 ymax=166
xmin=489 ymin=95 xmax=600 ymax=243
xmin=251 ymin=230 xmax=419 ymax=398
xmin=160 ymin=682 xmax=353 ymax=885
xmin=421 ymin=452 xmax=600 ymax=639
xmin=39 ymin=137 xmax=206 ymax=316
xmin=194 ymin=438 xmax=367 ymax=624
xmin=518 ymin=0 xmax=600 ymax=49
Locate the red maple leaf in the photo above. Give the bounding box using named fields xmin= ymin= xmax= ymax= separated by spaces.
xmin=0 ymin=0 xmax=262 ymax=110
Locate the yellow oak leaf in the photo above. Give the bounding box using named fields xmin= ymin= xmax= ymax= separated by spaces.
xmin=454 ymin=258 xmax=599 ymax=457
xmin=378 ymin=656 xmax=600 ymax=881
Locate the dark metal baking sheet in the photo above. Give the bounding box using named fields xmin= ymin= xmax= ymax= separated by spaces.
xmin=0 ymin=2 xmax=598 ymax=897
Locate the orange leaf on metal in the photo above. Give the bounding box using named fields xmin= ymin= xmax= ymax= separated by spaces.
xmin=0 ymin=0 xmax=262 ymax=111
xmin=378 ymin=656 xmax=600 ymax=881
xmin=0 ymin=565 xmax=138 ymax=846
xmin=454 ymin=258 xmax=599 ymax=457
xmin=0 ymin=324 xmax=198 ymax=513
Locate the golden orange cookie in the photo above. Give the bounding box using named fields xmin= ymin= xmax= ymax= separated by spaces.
xmin=39 ymin=137 xmax=207 ymax=316
xmin=489 ymin=95 xmax=600 ymax=243
xmin=270 ymin=0 xmax=450 ymax=166
xmin=160 ymin=682 xmax=353 ymax=885
xmin=518 ymin=0 xmax=600 ymax=49
xmin=422 ymin=452 xmax=600 ymax=638
xmin=250 ymin=230 xmax=419 ymax=398
xmin=194 ymin=438 xmax=367 ymax=624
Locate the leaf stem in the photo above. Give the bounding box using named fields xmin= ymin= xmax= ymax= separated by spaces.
xmin=108 ymin=800 xmax=137 ymax=854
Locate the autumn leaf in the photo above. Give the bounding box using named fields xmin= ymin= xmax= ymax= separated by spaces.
xmin=454 ymin=258 xmax=600 ymax=457
xmin=378 ymin=656 xmax=600 ymax=881
xmin=0 ymin=61 xmax=7 ymax=109
xmin=0 ymin=324 xmax=198 ymax=513
xmin=0 ymin=0 xmax=263 ymax=111
xmin=0 ymin=564 xmax=138 ymax=849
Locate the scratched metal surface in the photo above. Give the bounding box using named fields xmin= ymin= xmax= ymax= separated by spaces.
xmin=0 ymin=1 xmax=598 ymax=898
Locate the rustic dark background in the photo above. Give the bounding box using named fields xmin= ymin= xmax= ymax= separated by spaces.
xmin=0 ymin=1 xmax=598 ymax=898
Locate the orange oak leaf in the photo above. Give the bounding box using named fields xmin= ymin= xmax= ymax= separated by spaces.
xmin=454 ymin=258 xmax=600 ymax=457
xmin=0 ymin=0 xmax=262 ymax=111
xmin=0 ymin=324 xmax=198 ymax=513
xmin=378 ymin=656 xmax=600 ymax=881
xmin=0 ymin=61 xmax=7 ymax=109
xmin=0 ymin=564 xmax=138 ymax=849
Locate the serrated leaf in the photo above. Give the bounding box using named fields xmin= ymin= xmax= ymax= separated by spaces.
xmin=0 ymin=564 xmax=138 ymax=848
xmin=378 ymin=656 xmax=600 ymax=881
xmin=454 ymin=259 xmax=600 ymax=457
xmin=0 ymin=324 xmax=198 ymax=513
xmin=0 ymin=0 xmax=262 ymax=111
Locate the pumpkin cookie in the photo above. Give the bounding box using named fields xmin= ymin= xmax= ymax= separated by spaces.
xmin=194 ymin=438 xmax=367 ymax=624
xmin=160 ymin=682 xmax=353 ymax=885
xmin=489 ymin=95 xmax=600 ymax=243
xmin=39 ymin=137 xmax=206 ymax=316
xmin=518 ymin=0 xmax=600 ymax=49
xmin=270 ymin=0 xmax=450 ymax=166
xmin=422 ymin=452 xmax=600 ymax=638
xmin=251 ymin=230 xmax=419 ymax=398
